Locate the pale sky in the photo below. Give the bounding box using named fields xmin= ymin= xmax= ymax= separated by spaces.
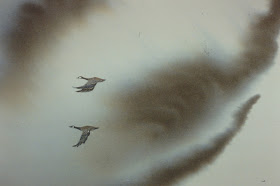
xmin=0 ymin=0 xmax=279 ymax=186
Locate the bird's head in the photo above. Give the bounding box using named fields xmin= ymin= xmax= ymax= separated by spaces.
xmin=94 ymin=77 xmax=106 ymax=82
xmin=77 ymin=76 xmax=85 ymax=79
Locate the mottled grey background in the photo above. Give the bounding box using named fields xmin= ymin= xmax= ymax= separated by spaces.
xmin=0 ymin=0 xmax=279 ymax=185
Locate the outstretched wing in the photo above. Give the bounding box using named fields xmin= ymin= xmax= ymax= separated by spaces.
xmin=75 ymin=86 xmax=95 ymax=92
xmin=73 ymin=131 xmax=90 ymax=147
xmin=73 ymin=83 xmax=96 ymax=90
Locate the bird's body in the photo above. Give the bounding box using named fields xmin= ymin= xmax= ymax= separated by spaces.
xmin=73 ymin=76 xmax=105 ymax=92
xmin=69 ymin=125 xmax=99 ymax=147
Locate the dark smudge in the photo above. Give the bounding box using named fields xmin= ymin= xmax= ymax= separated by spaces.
xmin=132 ymin=94 xmax=260 ymax=186
xmin=113 ymin=0 xmax=280 ymax=141
xmin=0 ymin=0 xmax=109 ymax=105
xmin=6 ymin=0 xmax=108 ymax=65
xmin=108 ymin=0 xmax=279 ymax=184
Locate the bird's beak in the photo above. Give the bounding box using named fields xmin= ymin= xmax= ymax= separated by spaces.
xmin=101 ymin=79 xmax=105 ymax=82
xmin=95 ymin=127 xmax=99 ymax=130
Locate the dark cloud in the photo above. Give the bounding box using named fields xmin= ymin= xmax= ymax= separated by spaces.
xmin=6 ymin=0 xmax=108 ymax=65
xmin=112 ymin=0 xmax=280 ymax=141
xmin=131 ymin=94 xmax=261 ymax=186
xmin=228 ymin=0 xmax=280 ymax=86
xmin=105 ymin=0 xmax=279 ymax=184
xmin=0 ymin=0 xmax=109 ymax=105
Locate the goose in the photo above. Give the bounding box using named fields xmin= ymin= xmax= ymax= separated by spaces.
xmin=69 ymin=125 xmax=99 ymax=147
xmin=73 ymin=76 xmax=105 ymax=92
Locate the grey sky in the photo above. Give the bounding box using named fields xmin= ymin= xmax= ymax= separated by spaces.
xmin=0 ymin=0 xmax=279 ymax=186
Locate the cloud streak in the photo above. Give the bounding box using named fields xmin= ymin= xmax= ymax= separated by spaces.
xmin=132 ymin=94 xmax=260 ymax=186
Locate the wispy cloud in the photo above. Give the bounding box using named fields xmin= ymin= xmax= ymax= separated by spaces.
xmin=133 ymin=94 xmax=260 ymax=186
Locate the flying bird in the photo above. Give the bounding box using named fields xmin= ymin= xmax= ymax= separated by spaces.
xmin=69 ymin=125 xmax=99 ymax=147
xmin=73 ymin=76 xmax=105 ymax=92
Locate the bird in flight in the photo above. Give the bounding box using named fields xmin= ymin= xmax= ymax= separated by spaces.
xmin=73 ymin=76 xmax=105 ymax=92
xmin=69 ymin=125 xmax=99 ymax=147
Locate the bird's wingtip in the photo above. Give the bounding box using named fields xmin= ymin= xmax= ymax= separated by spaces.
xmin=76 ymin=89 xmax=86 ymax=92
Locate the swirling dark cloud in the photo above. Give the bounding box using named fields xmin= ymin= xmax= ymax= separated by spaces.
xmin=105 ymin=0 xmax=279 ymax=184
xmin=110 ymin=0 xmax=280 ymax=143
xmin=130 ymin=94 xmax=260 ymax=186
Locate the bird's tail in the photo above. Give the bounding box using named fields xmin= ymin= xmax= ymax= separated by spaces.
xmin=72 ymin=86 xmax=84 ymax=89
xmin=72 ymin=142 xmax=82 ymax=147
